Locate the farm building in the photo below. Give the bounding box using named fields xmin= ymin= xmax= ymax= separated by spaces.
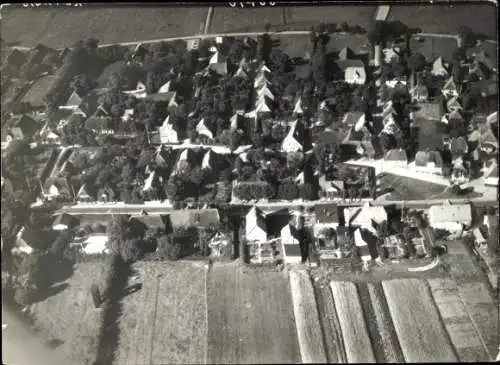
xmin=431 ymin=56 xmax=449 ymax=76
xmin=342 ymin=111 xmax=365 ymax=127
xmin=281 ymin=223 xmax=300 ymax=245
xmin=245 ymin=206 xmax=267 ymax=243
xmin=428 ymin=203 xmax=472 ymax=232
xmin=441 ymin=77 xmax=458 ymax=99
xmin=354 ymin=228 xmax=377 ymax=268
xmin=336 ymin=59 xmax=366 ymax=84
xmin=282 ymin=243 xmax=302 ymax=264
xmin=8 ymin=114 xmax=40 ymax=141
xmin=281 ymin=120 xmax=304 ymax=153
xmin=13 ymin=227 xmax=36 ymax=255
xmin=314 ymin=203 xmax=340 ymax=231
xmin=409 ymin=81 xmax=429 ymax=102
xmin=158 ymin=116 xmax=180 ymax=144
xmin=344 ymin=202 xmax=387 ymax=235
xmin=318 ymin=175 xmax=345 ymax=200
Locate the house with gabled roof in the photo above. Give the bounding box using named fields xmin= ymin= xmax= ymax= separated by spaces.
xmin=282 ymin=120 xmax=304 ymax=153
xmin=255 ymin=95 xmax=273 ymax=113
xmin=383 ymin=47 xmax=402 ymax=63
xmin=233 ymin=66 xmax=248 ymax=79
xmin=52 ymin=213 xmax=80 ymax=231
xmin=338 ymin=46 xmax=355 ymax=60
xmin=158 ymin=80 xmax=171 ymax=94
xmin=384 ymin=148 xmax=408 ymax=168
xmin=342 ymin=111 xmax=365 ymax=127
xmin=344 ymin=202 xmax=387 ymax=235
xmin=414 ymin=150 xmax=444 ymax=175
xmin=446 ymin=96 xmax=463 ymax=112
xmin=59 ymin=90 xmax=84 ymax=110
xmin=281 ymin=223 xmax=300 ymax=245
xmin=451 ymin=157 xmax=470 ymax=185
xmin=441 ymin=109 xmax=464 ymax=124
xmin=428 ymin=202 xmax=472 ymax=232
xmin=121 ymin=108 xmax=134 ymax=122
xmin=9 ymin=114 xmax=40 ymax=141
xmin=431 ymin=56 xmax=449 ymax=77
xmin=196 ymin=118 xmax=214 ymax=140
xmin=336 ymin=59 xmax=366 ymax=84
xmin=246 ymin=206 xmax=267 ymax=243
xmin=409 ymin=81 xmax=429 ymax=103
xmin=257 ymin=84 xmax=275 ymax=101
xmin=318 ymin=175 xmax=345 ymax=200
xmin=441 ymin=77 xmax=459 ymax=99
xmin=76 ymin=182 xmax=97 ymax=203
xmin=486 ymin=111 xmax=497 ymax=125
xmin=354 ymin=228 xmax=378 ymax=266
xmin=254 ymin=73 xmax=271 ymax=89
xmin=158 ymin=115 xmax=179 ymax=144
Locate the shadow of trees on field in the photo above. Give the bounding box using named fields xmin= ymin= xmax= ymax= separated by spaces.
xmin=93 ymin=254 xmax=132 ymax=365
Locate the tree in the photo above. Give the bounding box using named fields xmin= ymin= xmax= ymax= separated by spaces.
xmin=277 ymin=181 xmax=299 ymax=201
xmin=407 ymin=53 xmax=426 ymax=74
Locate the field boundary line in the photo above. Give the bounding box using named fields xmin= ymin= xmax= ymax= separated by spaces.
xmin=204 ymin=265 xmax=209 ymax=365
xmin=455 ymin=285 xmax=493 ymax=360
xmin=148 ymin=275 xmax=161 ymax=365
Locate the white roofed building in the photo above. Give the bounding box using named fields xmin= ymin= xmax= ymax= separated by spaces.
xmin=246 ymin=206 xmax=267 ymax=243
xmin=428 ymin=202 xmax=472 ymax=232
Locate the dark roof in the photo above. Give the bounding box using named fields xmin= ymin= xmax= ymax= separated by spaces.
xmin=315 ymin=204 xmax=340 ymax=224
xmin=52 ymin=213 xmax=80 ymax=228
xmin=129 ymin=214 xmax=169 ymax=229
xmin=336 ymin=59 xmax=365 ymax=70
xmin=3 ymin=48 xmax=27 ymax=67
xmin=283 ymin=244 xmax=302 ymax=257
xmin=20 ymin=75 xmax=55 ymax=108
xmin=10 ymin=114 xmax=39 ymax=138
xmin=338 ymin=47 xmax=355 ymax=60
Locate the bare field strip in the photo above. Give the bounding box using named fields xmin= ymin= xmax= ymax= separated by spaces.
xmin=209 ymin=6 xmax=376 ymax=33
xmin=115 ymin=261 xmax=207 ymax=365
xmin=313 ymin=282 xmax=346 ymax=363
xmin=289 ymin=270 xmax=327 ymax=364
xmin=382 ymin=279 xmax=457 ymax=363
xmin=1 ymin=7 xmax=208 ymax=48
xmin=365 ymin=283 xmax=405 ymax=363
xmin=329 ymin=281 xmax=376 ymax=363
xmin=207 ymin=264 xmax=301 ymax=364
xmin=29 ymin=260 xmax=108 ymax=365
xmin=457 ymin=282 xmax=498 ymax=359
xmin=427 ymin=278 xmax=489 ymax=362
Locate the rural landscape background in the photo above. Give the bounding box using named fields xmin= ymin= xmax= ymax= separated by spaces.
xmin=2 ymin=3 xmax=498 ymax=365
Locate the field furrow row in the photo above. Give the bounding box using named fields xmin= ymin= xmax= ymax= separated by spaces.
xmin=289 ymin=270 xmax=327 ymax=364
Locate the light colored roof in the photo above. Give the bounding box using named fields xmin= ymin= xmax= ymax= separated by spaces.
xmin=158 ymin=80 xmax=171 ymax=93
xmin=281 ymin=224 xmax=300 ymax=244
xmin=342 ymin=112 xmax=364 ymax=126
xmin=209 ymin=51 xmax=226 ymax=64
xmin=428 ymin=203 xmax=472 ymax=224
xmin=486 ymin=111 xmax=498 ymax=125
xmin=432 ymin=56 xmax=449 ymax=75
xmin=345 ymin=202 xmax=387 ymax=227
xmin=246 ymin=206 xmax=267 ymax=242
xmin=196 ymin=118 xmax=214 ymax=139
xmin=257 ymin=84 xmax=275 ymax=100
xmin=202 ymin=150 xmax=212 ymax=169
xmin=446 ymin=96 xmax=462 ymax=111
xmin=293 ymin=97 xmax=303 ymax=115
xmin=442 ymin=77 xmax=457 ymax=91
xmin=233 ymin=66 xmax=248 ymax=78
xmin=448 ymin=109 xmax=464 ymax=121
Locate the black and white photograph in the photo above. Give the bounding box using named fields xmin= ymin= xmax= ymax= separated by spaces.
xmin=1 ymin=2 xmax=498 ymax=364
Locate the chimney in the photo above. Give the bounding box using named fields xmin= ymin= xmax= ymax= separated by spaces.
xmin=374 ymin=44 xmax=382 ymax=67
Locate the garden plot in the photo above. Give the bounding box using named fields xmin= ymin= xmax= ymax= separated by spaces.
xmin=29 ymin=260 xmax=108 ymax=365
xmin=382 ymin=279 xmax=457 ymax=363
xmin=207 ymin=264 xmax=301 ymax=364
xmin=289 ymin=270 xmax=327 ymax=364
xmin=313 ymin=282 xmax=346 ymax=363
xmin=365 ymin=283 xmax=405 ymax=363
xmin=329 ymin=281 xmax=375 ymax=363
xmin=427 ymin=278 xmax=490 ymax=362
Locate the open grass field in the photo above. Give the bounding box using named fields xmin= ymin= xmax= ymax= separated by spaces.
xmin=207 ymin=263 xmax=301 ymax=364
xmin=388 ymin=4 xmax=497 ymax=39
xmin=329 ymin=281 xmax=376 ymax=363
xmin=289 ymin=270 xmax=327 ymax=364
xmin=29 ymin=259 xmax=108 ymax=365
xmin=427 ymin=278 xmax=490 ymax=362
xmin=115 ymin=261 xmax=207 ymax=365
xmin=382 ymin=279 xmax=458 ymax=363
xmin=1 ymin=6 xmax=208 ymax=48
xmin=209 ymin=6 xmax=376 ymax=33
